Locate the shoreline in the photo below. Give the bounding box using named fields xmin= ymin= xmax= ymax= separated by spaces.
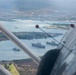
xmin=0 ymin=57 xmax=40 ymax=65
xmin=0 ymin=32 xmax=63 ymax=41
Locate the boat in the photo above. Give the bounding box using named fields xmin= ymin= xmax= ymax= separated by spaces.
xmin=31 ymin=42 xmax=45 ymax=48
xmin=46 ymin=41 xmax=59 ymax=46
xmin=13 ymin=48 xmax=21 ymax=51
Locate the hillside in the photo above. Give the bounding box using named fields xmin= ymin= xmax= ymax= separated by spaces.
xmin=0 ymin=0 xmax=76 ymax=21
xmin=0 ymin=0 xmax=50 ymax=11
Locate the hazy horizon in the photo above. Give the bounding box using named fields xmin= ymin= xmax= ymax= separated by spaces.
xmin=0 ymin=0 xmax=76 ymax=12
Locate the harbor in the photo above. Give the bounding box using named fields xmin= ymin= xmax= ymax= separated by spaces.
xmin=0 ymin=19 xmax=67 ymax=61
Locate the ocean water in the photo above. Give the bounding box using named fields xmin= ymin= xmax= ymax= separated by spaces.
xmin=0 ymin=19 xmax=67 ymax=61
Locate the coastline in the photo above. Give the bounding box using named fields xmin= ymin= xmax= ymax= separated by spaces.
xmin=0 ymin=32 xmax=63 ymax=41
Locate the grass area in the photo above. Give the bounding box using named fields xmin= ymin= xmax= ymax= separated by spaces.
xmin=8 ymin=63 xmax=20 ymax=75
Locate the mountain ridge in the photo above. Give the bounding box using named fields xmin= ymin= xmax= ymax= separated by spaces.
xmin=0 ymin=0 xmax=51 ymax=11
